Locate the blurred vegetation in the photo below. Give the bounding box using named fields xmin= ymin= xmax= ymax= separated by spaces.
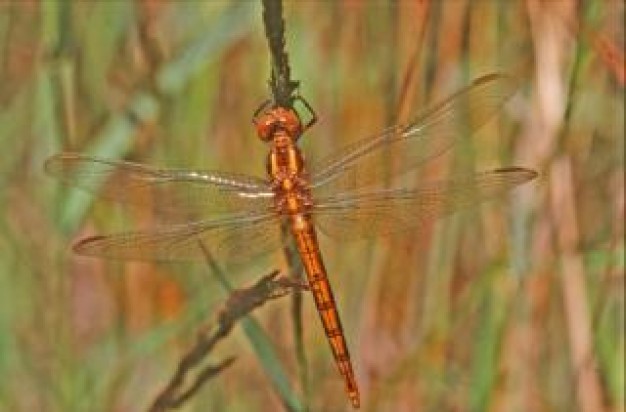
xmin=0 ymin=1 xmax=623 ymax=412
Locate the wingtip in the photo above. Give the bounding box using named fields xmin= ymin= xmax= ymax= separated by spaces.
xmin=349 ymin=391 xmax=360 ymax=409
xmin=43 ymin=153 xmax=62 ymax=174
xmin=72 ymin=235 xmax=106 ymax=256
xmin=44 ymin=152 xmax=81 ymax=174
xmin=492 ymin=167 xmax=539 ymax=183
xmin=474 ymin=72 xmax=515 ymax=84
xmin=473 ymin=72 xmax=519 ymax=96
xmin=525 ymin=168 xmax=539 ymax=181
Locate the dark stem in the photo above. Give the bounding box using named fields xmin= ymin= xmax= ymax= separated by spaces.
xmin=261 ymin=0 xmax=299 ymax=107
xmin=147 ymin=268 xmax=308 ymax=412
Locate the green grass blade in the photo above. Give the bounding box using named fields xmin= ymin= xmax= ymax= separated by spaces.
xmin=156 ymin=2 xmax=257 ymax=96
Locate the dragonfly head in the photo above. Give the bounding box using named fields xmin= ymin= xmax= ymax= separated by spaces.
xmin=254 ymin=107 xmax=303 ymax=143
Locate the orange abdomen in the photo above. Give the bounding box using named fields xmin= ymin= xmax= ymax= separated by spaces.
xmin=290 ymin=215 xmax=360 ymax=408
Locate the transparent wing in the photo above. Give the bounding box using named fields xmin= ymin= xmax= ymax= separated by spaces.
xmin=73 ymin=212 xmax=285 ymax=263
xmin=311 ymin=168 xmax=537 ymax=239
xmin=45 ymin=153 xmax=275 ymax=222
xmin=309 ymin=74 xmax=518 ymax=196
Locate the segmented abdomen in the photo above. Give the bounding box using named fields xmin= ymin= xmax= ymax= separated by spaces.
xmin=290 ymin=215 xmax=360 ymax=408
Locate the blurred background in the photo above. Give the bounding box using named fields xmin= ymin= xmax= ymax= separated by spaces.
xmin=0 ymin=1 xmax=623 ymax=411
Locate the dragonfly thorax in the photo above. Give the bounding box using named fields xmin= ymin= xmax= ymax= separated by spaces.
xmin=267 ymin=140 xmax=312 ymax=215
xmin=267 ymin=143 xmax=306 ymax=181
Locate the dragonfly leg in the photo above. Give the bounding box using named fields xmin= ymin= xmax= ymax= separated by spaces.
xmin=252 ymin=99 xmax=274 ymax=125
xmin=293 ymin=95 xmax=317 ymax=131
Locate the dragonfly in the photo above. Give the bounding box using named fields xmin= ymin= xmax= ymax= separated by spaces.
xmin=45 ymin=73 xmax=537 ymax=409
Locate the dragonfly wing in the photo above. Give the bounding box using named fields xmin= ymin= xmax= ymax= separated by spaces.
xmin=311 ymin=168 xmax=536 ymax=239
xmin=45 ymin=153 xmax=275 ymax=222
xmin=73 ymin=212 xmax=285 ymax=264
xmin=309 ymin=74 xmax=518 ymax=195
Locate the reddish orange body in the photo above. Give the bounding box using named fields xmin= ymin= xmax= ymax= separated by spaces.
xmin=46 ymin=74 xmax=538 ymax=411
xmin=257 ymin=107 xmax=360 ymax=408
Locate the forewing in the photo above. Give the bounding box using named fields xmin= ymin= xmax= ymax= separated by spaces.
xmin=311 ymin=168 xmax=537 ymax=239
xmin=73 ymin=213 xmax=285 ymax=264
xmin=45 ymin=153 xmax=274 ymax=222
xmin=309 ymin=74 xmax=518 ymax=196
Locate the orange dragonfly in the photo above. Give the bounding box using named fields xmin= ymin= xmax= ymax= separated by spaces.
xmin=45 ymin=73 xmax=537 ymax=409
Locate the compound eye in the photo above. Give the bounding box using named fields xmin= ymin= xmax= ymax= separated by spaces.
xmin=255 ymin=115 xmax=276 ymax=141
xmin=280 ymin=109 xmax=302 ymax=137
